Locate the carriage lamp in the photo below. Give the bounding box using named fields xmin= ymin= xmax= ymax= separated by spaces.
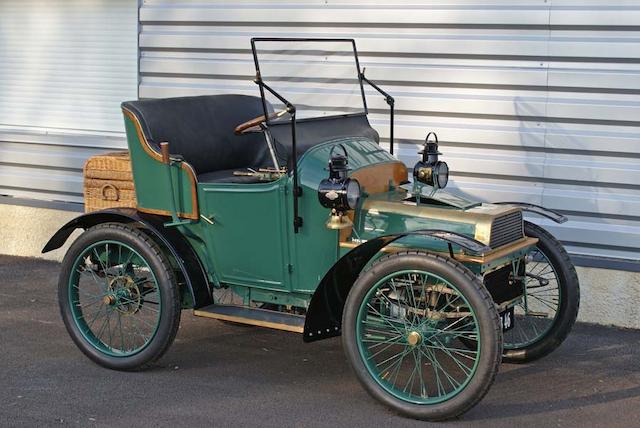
xmin=413 ymin=132 xmax=449 ymax=189
xmin=318 ymin=145 xmax=361 ymax=230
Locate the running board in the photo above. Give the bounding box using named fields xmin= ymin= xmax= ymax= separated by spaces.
xmin=193 ymin=304 xmax=305 ymax=333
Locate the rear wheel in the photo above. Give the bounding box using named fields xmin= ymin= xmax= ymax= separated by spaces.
xmin=58 ymin=223 xmax=181 ymax=370
xmin=342 ymin=251 xmax=502 ymax=421
xmin=502 ymin=221 xmax=580 ymax=363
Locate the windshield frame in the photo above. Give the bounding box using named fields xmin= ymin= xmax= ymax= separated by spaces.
xmin=250 ymin=37 xmax=369 ymax=123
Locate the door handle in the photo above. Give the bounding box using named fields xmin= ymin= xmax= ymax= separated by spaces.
xmin=200 ymin=214 xmax=215 ymax=225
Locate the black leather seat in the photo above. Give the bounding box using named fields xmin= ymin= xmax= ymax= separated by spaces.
xmin=269 ymin=114 xmax=379 ymax=160
xmin=121 ymin=94 xmax=274 ymax=183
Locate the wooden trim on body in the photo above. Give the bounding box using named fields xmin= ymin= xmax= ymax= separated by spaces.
xmin=351 ymin=161 xmax=408 ymax=195
xmin=122 ymin=108 xmax=163 ymax=162
xmin=193 ymin=309 xmax=304 ymax=333
xmin=137 ymin=206 xmax=198 ymax=220
xmin=340 ymin=161 xmax=408 ymax=241
xmin=122 ymin=108 xmax=199 ymax=220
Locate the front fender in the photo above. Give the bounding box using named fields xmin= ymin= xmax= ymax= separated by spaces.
xmin=42 ymin=208 xmax=213 ymax=309
xmin=493 ymin=202 xmax=567 ymax=224
xmin=302 ymin=230 xmax=490 ymax=342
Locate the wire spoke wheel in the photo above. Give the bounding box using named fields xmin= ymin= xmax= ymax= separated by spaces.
xmin=501 ymin=221 xmax=580 ymax=363
xmin=212 ymin=286 xmax=264 ymax=308
xmin=213 ymin=286 xmax=246 ymax=306
xmin=59 ymin=223 xmax=181 ymax=370
xmin=68 ymin=240 xmax=161 ymax=357
xmin=356 ymin=270 xmax=480 ymax=404
xmin=342 ymin=252 xmax=501 ymax=421
xmin=504 ymin=247 xmax=559 ymax=349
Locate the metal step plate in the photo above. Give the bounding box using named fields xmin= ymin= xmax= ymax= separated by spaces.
xmin=193 ymin=304 xmax=305 ymax=333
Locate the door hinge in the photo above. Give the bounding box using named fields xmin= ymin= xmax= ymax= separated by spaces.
xmin=287 ymin=264 xmax=294 ymax=273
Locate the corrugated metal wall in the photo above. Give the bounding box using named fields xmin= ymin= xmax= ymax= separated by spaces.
xmin=0 ymin=0 xmax=137 ymax=203
xmin=138 ymin=0 xmax=640 ymax=264
xmin=1 ymin=1 xmax=637 ymax=265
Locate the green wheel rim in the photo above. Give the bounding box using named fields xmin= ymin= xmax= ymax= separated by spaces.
xmin=504 ymin=246 xmax=561 ymax=349
xmin=356 ymin=270 xmax=481 ymax=404
xmin=68 ymin=240 xmax=162 ymax=357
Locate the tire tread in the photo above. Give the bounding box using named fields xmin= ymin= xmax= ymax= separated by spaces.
xmin=346 ymin=250 xmax=502 ymax=421
xmin=58 ymin=222 xmax=181 ymax=371
xmin=502 ymin=221 xmax=580 ymax=363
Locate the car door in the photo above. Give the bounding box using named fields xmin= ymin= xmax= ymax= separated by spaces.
xmin=199 ymin=178 xmax=291 ymax=291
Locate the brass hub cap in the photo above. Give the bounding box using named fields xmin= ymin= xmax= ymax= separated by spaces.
xmin=106 ymin=276 xmax=142 ymax=315
xmin=407 ymin=331 xmax=422 ymax=346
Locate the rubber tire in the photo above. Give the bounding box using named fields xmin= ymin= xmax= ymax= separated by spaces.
xmin=58 ymin=223 xmax=181 ymax=371
xmin=342 ymin=251 xmax=503 ymax=421
xmin=502 ymin=221 xmax=580 ymax=363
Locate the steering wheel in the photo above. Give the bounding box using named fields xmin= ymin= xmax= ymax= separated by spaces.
xmin=234 ymin=108 xmax=289 ymax=135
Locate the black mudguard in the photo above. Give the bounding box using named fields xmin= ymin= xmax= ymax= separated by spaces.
xmin=493 ymin=202 xmax=567 ymax=224
xmin=303 ymin=230 xmax=491 ymax=342
xmin=42 ymin=208 xmax=213 ymax=309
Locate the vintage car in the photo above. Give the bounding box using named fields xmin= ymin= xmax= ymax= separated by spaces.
xmin=43 ymin=38 xmax=579 ymax=421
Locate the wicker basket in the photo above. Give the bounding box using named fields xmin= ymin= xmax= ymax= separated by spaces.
xmin=83 ymin=151 xmax=137 ymax=213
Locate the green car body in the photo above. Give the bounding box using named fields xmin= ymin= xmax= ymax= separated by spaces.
xmin=43 ymin=38 xmax=579 ymax=421
xmin=122 ymin=113 xmax=535 ymax=318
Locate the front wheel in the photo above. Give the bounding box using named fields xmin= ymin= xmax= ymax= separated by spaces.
xmin=58 ymin=223 xmax=181 ymax=371
xmin=502 ymin=221 xmax=580 ymax=363
xmin=342 ymin=251 xmax=502 ymax=421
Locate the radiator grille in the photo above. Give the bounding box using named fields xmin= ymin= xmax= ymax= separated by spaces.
xmin=490 ymin=211 xmax=524 ymax=248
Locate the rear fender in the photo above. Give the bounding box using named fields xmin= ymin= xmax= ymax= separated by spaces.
xmin=42 ymin=208 xmax=213 ymax=309
xmin=303 ymin=230 xmax=490 ymax=342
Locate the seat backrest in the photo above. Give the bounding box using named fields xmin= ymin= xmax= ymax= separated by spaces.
xmin=121 ymin=95 xmax=272 ymax=175
xmin=268 ymin=113 xmax=380 ymax=164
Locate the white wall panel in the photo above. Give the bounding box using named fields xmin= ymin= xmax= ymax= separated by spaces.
xmin=0 ymin=0 xmax=624 ymax=260
xmin=0 ymin=0 xmax=137 ymax=203
xmin=4 ymin=1 xmax=637 ymax=265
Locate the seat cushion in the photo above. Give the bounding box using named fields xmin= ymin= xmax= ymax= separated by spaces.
xmin=121 ymin=95 xmax=273 ymax=176
xmin=197 ymin=168 xmax=268 ymax=184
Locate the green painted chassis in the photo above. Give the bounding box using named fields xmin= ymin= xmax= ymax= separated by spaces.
xmin=120 ymin=112 xmax=533 ymax=318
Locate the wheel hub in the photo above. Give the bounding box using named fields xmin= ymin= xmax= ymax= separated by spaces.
xmin=107 ymin=275 xmax=142 ymax=315
xmin=406 ymin=331 xmax=422 ymax=346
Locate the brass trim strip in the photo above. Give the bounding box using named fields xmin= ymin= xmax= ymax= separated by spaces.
xmin=193 ymin=309 xmax=304 ymax=333
xmin=339 ymin=236 xmax=538 ymax=264
xmin=467 ymin=237 xmax=538 ymax=263
xmin=122 ymin=108 xmax=199 ymax=220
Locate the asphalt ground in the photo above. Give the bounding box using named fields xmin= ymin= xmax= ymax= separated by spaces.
xmin=1 ymin=254 xmax=639 ymax=428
